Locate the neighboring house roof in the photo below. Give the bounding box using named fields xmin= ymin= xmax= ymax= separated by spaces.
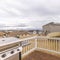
xmin=43 ymin=22 xmax=60 ymax=27
xmin=43 ymin=22 xmax=54 ymax=27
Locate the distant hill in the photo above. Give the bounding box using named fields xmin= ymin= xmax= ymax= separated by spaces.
xmin=0 ymin=23 xmax=42 ymax=30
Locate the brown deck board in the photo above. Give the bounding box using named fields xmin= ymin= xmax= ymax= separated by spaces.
xmin=22 ymin=50 xmax=60 ymax=60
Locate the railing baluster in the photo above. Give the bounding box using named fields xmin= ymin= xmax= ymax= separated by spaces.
xmin=59 ymin=40 xmax=60 ymax=52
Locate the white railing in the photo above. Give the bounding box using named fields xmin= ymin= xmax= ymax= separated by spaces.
xmin=21 ymin=36 xmax=60 ymax=56
xmin=37 ymin=36 xmax=60 ymax=52
xmin=21 ymin=36 xmax=37 ymax=55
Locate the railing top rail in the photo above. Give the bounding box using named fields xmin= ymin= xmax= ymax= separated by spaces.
xmin=20 ymin=36 xmax=37 ymax=41
xmin=0 ymin=36 xmax=37 ymax=47
xmin=20 ymin=36 xmax=60 ymax=41
xmin=38 ymin=36 xmax=60 ymax=40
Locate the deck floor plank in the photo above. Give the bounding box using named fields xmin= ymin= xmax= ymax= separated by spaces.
xmin=22 ymin=51 xmax=60 ymax=60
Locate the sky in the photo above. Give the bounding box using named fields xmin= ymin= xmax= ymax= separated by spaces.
xmin=0 ymin=0 xmax=60 ymax=29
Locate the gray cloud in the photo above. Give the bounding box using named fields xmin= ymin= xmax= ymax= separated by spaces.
xmin=0 ymin=0 xmax=60 ymax=29
xmin=0 ymin=0 xmax=60 ymax=17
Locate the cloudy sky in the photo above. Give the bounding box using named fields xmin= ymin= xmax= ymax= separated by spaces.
xmin=0 ymin=0 xmax=60 ymax=29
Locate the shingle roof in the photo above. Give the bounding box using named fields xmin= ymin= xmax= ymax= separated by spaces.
xmin=43 ymin=22 xmax=60 ymax=27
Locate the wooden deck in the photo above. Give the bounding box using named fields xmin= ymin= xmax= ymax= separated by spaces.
xmin=22 ymin=50 xmax=60 ymax=60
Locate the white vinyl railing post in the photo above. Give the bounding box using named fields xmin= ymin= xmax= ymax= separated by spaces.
xmin=35 ymin=39 xmax=37 ymax=48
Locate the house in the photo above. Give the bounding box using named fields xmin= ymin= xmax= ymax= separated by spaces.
xmin=43 ymin=22 xmax=60 ymax=35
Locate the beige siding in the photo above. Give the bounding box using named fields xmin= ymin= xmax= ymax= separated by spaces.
xmin=43 ymin=22 xmax=60 ymax=35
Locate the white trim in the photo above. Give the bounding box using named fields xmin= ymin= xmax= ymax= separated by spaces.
xmin=36 ymin=48 xmax=60 ymax=54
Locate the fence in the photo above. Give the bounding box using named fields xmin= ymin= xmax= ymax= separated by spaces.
xmin=21 ymin=36 xmax=60 ymax=56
